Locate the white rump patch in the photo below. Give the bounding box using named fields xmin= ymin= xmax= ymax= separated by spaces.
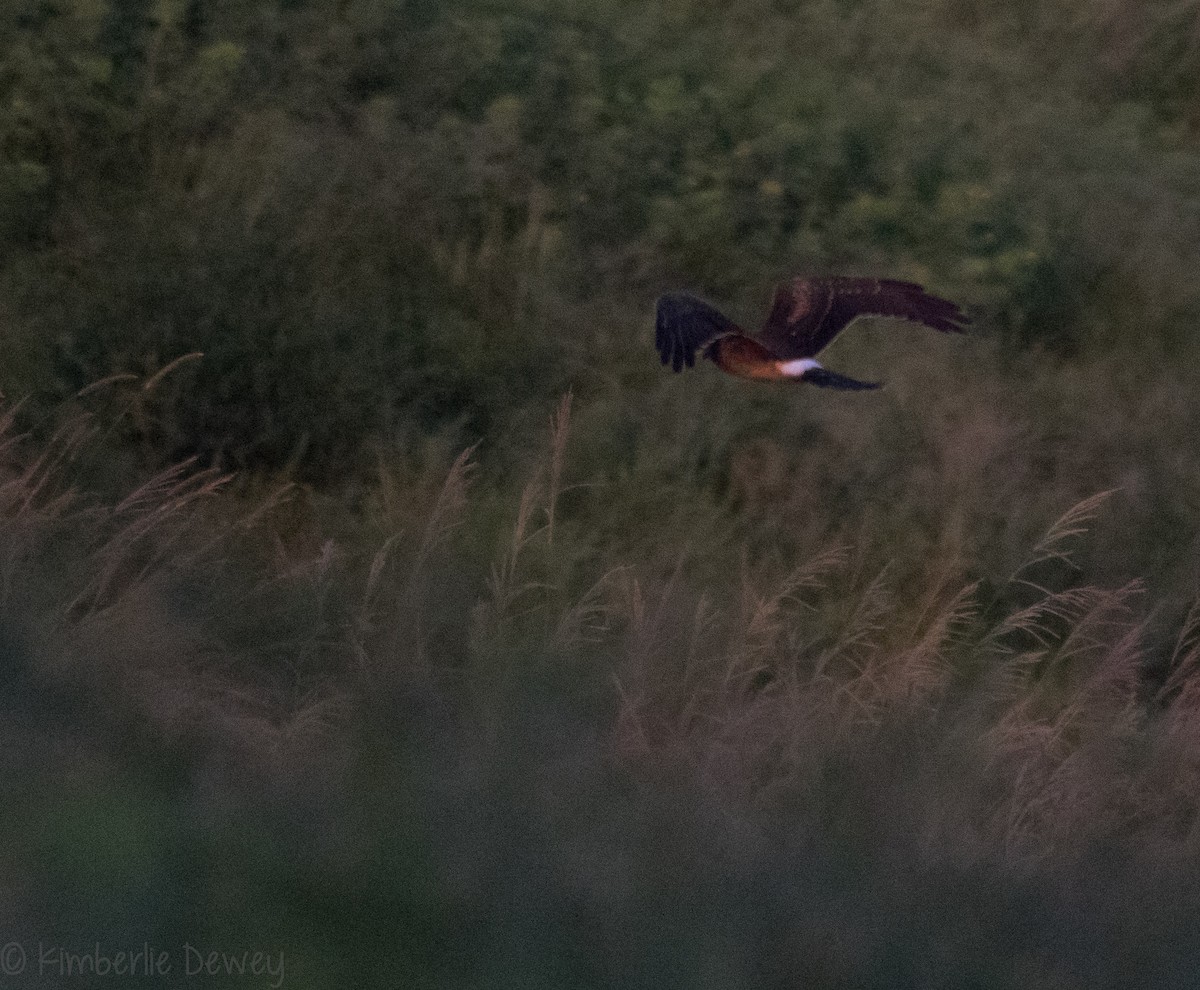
xmin=777 ymin=358 xmax=822 ymax=378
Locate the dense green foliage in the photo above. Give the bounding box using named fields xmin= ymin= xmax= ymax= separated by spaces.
xmin=8 ymin=0 xmax=1200 ymax=472
xmin=6 ymin=0 xmax=1200 ymax=986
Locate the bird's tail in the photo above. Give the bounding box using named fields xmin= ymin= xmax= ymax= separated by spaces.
xmin=801 ymin=367 xmax=883 ymax=391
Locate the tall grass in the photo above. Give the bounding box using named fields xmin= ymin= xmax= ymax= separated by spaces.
xmin=5 ymin=396 xmax=1200 ymax=986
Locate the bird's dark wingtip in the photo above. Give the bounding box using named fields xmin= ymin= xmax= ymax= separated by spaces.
xmin=654 ymin=291 xmax=737 ymax=374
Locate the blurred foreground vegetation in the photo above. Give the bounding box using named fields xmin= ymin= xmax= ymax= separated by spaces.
xmin=6 ymin=0 xmax=1200 ymax=985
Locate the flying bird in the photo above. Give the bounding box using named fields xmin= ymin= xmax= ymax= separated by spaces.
xmin=655 ymin=276 xmax=969 ymax=390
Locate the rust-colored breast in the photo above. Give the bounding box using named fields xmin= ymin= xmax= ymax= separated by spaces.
xmin=712 ymin=336 xmax=783 ymax=381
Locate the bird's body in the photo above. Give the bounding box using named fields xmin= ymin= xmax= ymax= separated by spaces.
xmin=707 ymin=335 xmax=789 ymax=380
xmin=655 ymin=276 xmax=969 ymax=390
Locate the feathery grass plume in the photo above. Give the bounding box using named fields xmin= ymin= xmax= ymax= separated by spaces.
xmin=881 ymin=578 xmax=981 ymax=707
xmin=0 ymin=401 xmax=24 ymax=461
xmin=1051 ymin=578 xmax=1145 ymax=673
xmin=2 ymin=411 xmax=93 ymax=518
xmin=484 ymin=476 xmax=543 ymax=615
xmin=1153 ymin=645 xmax=1200 ymax=848
xmin=781 ymin=543 xmax=853 ymax=605
xmin=813 ymin=564 xmax=893 ymax=683
xmin=745 ymin=544 xmax=851 ymax=644
xmin=610 ymin=561 xmax=725 ymax=749
xmin=474 ymin=398 xmax=585 ymax=652
xmin=610 ymin=573 xmax=650 ymax=755
xmin=1008 ymin=488 xmax=1119 ymax=587
xmin=141 ymin=352 xmax=204 ymax=393
xmin=1156 ymin=589 xmax=1200 ymax=708
xmin=1078 ymin=609 xmax=1148 ymax=714
xmin=362 ymin=530 xmax=406 ymax=620
xmin=75 ymin=354 xmax=204 ymax=456
xmin=68 ymin=459 xmax=232 ymax=619
xmin=112 ymin=457 xmax=215 ymax=516
xmin=0 ymin=404 xmax=342 ymax=767
xmin=469 ymin=472 xmax=562 ymax=677
xmin=985 ymin=585 xmax=1114 ymax=653
xmin=613 ymin=667 xmax=651 ymax=758
xmin=722 ymin=546 xmax=851 ymax=707
xmin=976 ymin=489 xmax=1121 ymax=693
xmin=0 ymin=405 xmax=87 ymax=617
xmin=980 ymin=582 xmax=1141 ymax=733
xmin=408 ymin=443 xmax=477 ymax=593
xmin=551 ymin=566 xmax=626 ymax=651
xmin=0 ymin=402 xmax=39 ymax=513
xmin=979 ymin=585 xmax=1152 ymax=854
xmin=76 ymin=373 xmax=139 ymax=397
xmin=545 ymin=390 xmax=572 ymax=549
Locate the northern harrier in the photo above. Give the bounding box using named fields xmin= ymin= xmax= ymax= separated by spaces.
xmin=655 ymin=277 xmax=969 ymax=389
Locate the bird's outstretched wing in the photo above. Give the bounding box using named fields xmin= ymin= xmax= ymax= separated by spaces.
xmin=758 ymin=277 xmax=970 ymax=358
xmin=655 ymin=293 xmax=739 ymax=372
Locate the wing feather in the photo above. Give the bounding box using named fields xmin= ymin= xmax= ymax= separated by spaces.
xmin=758 ymin=277 xmax=970 ymax=358
xmin=654 ymin=293 xmax=739 ymax=372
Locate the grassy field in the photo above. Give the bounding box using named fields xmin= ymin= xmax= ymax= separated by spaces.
xmin=5 ymin=0 xmax=1200 ymax=986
